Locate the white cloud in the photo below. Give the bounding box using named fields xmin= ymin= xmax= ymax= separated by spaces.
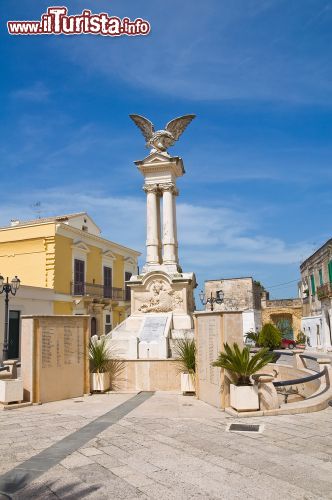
xmin=55 ymin=0 xmax=332 ymax=104
xmin=11 ymin=82 xmax=50 ymax=102
xmin=0 ymin=188 xmax=312 ymax=274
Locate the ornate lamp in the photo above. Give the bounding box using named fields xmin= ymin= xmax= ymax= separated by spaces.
xmin=199 ymin=289 xmax=224 ymax=311
xmin=0 ymin=275 xmax=21 ymax=360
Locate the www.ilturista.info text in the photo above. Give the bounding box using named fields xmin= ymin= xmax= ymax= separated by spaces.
xmin=7 ymin=7 xmax=151 ymax=36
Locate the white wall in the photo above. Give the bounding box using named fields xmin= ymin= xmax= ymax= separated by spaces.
xmin=0 ymin=285 xmax=54 ymax=360
xmin=242 ymin=309 xmax=261 ymax=340
xmin=301 ymin=315 xmax=322 ymax=349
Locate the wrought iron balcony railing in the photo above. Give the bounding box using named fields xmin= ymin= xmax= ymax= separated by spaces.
xmin=317 ymin=282 xmax=332 ymax=300
xmin=71 ymin=282 xmax=128 ymax=301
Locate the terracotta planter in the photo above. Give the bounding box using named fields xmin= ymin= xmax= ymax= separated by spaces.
xmin=181 ymin=373 xmax=195 ymax=394
xmin=230 ymin=384 xmax=259 ymax=411
xmin=90 ymin=372 xmax=110 ymax=392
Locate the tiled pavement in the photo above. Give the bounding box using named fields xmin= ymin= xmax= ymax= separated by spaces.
xmin=1 ymin=391 xmax=332 ymax=499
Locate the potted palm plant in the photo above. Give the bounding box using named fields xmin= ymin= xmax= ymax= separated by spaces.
xmin=174 ymin=338 xmax=196 ymax=394
xmin=212 ymin=343 xmax=275 ymax=411
xmin=89 ymin=335 xmax=112 ymax=392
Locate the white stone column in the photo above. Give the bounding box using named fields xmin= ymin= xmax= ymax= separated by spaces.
xmin=172 ymin=190 xmax=179 ymax=262
xmin=161 ymin=183 xmax=178 ymax=265
xmin=143 ymin=184 xmax=160 ymax=265
xmin=156 ymin=191 xmax=162 ymax=264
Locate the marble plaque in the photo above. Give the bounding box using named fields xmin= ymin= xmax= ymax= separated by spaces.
xmin=21 ymin=315 xmax=90 ymax=404
xmin=140 ymin=316 xmax=167 ymax=342
xmin=195 ymin=313 xmax=222 ymax=408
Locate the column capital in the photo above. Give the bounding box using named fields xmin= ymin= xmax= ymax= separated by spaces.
xmin=160 ymin=183 xmax=179 ymax=196
xmin=143 ymin=183 xmax=160 ymax=194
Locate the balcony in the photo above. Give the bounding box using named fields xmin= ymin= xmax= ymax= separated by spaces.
xmin=71 ymin=282 xmax=129 ymax=301
xmin=317 ymin=282 xmax=332 ymax=300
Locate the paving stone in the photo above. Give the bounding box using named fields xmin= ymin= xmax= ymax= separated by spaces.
xmin=80 ymin=446 xmax=103 ymax=457
xmin=1 ymin=393 xmax=332 ymax=499
xmin=61 ymin=451 xmax=94 ymax=469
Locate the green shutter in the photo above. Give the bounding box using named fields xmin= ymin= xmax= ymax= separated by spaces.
xmin=310 ymin=274 xmax=316 ymax=296
xmin=328 ymin=261 xmax=332 ymax=283
xmin=319 ymin=268 xmax=323 ymax=286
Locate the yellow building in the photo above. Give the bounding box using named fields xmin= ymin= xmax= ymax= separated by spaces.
xmin=0 ymin=212 xmax=140 ymax=336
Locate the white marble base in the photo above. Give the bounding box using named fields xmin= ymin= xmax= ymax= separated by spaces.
xmin=0 ymin=379 xmax=23 ymax=404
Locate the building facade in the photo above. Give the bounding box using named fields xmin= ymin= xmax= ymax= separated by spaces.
xmin=204 ymin=277 xmax=263 ymax=338
xmin=299 ymin=238 xmax=332 ymax=350
xmin=0 ymin=212 xmax=140 ymax=343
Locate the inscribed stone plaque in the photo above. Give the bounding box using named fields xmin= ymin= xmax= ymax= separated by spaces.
xmin=21 ymin=315 xmax=89 ymax=404
xmin=140 ymin=316 xmax=167 ymax=342
xmin=195 ymin=313 xmax=222 ymax=408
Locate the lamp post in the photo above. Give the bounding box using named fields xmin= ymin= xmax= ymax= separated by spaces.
xmin=199 ymin=289 xmax=224 ymax=311
xmin=0 ymin=276 xmax=20 ymax=361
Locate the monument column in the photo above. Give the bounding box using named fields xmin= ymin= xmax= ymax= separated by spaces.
xmin=143 ymin=184 xmax=160 ymax=265
xmin=161 ymin=183 xmax=178 ymax=265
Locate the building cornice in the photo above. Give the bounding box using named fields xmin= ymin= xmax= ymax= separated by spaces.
xmin=55 ymin=223 xmax=141 ymax=258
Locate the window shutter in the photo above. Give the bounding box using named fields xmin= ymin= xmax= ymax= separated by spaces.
xmin=319 ymin=269 xmax=323 ymax=286
xmin=328 ymin=261 xmax=332 ymax=283
xmin=310 ymin=274 xmax=316 ymax=296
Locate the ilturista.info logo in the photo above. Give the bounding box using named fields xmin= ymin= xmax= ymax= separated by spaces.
xmin=7 ymin=6 xmax=151 ymax=36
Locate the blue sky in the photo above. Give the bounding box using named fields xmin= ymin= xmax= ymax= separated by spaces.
xmin=1 ymin=0 xmax=332 ymax=298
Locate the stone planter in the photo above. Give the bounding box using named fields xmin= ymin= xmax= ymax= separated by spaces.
xmin=230 ymin=384 xmax=259 ymax=411
xmin=0 ymin=379 xmax=23 ymax=404
xmin=90 ymin=372 xmax=110 ymax=393
xmin=181 ymin=373 xmax=195 ymax=394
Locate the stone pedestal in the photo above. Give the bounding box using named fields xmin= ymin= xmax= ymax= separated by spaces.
xmin=0 ymin=379 xmax=23 ymax=404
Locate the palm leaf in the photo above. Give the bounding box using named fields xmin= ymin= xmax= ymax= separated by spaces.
xmin=212 ymin=343 xmax=274 ymax=385
xmin=173 ymin=338 xmax=196 ymax=374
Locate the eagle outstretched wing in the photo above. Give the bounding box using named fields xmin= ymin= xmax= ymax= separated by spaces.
xmin=165 ymin=115 xmax=196 ymax=146
xmin=129 ymin=115 xmax=154 ymax=142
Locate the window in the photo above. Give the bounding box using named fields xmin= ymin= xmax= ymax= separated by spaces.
xmin=74 ymin=259 xmax=85 ymax=295
xmin=125 ymin=272 xmax=132 ymax=301
xmin=310 ymin=274 xmax=316 ymax=296
xmin=104 ymin=266 xmax=112 ymax=298
xmin=319 ymin=268 xmax=323 ymax=286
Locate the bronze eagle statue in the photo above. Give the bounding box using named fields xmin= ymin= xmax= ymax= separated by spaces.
xmin=129 ymin=114 xmax=196 ymax=153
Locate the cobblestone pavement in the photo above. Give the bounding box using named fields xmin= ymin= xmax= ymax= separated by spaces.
xmin=1 ymin=392 xmax=332 ymax=499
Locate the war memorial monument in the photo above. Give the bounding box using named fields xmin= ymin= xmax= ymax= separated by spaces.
xmin=106 ymin=115 xmax=199 ymax=388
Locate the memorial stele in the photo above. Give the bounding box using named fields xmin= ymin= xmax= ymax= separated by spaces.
xmin=108 ymin=114 xmax=197 ymax=359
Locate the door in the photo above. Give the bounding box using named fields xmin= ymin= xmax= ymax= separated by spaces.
xmin=275 ymin=316 xmax=294 ymax=340
xmin=91 ymin=317 xmax=97 ymax=337
xmin=8 ymin=310 xmax=20 ymax=359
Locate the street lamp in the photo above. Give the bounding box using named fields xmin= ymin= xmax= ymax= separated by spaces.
xmin=0 ymin=276 xmax=21 ymax=361
xmin=199 ymin=289 xmax=224 ymax=311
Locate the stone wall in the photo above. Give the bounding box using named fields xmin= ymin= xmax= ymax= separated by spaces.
xmin=194 ymin=311 xmax=244 ymax=409
xmin=115 ymin=359 xmax=181 ymax=391
xmin=205 ymin=277 xmax=261 ymax=311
